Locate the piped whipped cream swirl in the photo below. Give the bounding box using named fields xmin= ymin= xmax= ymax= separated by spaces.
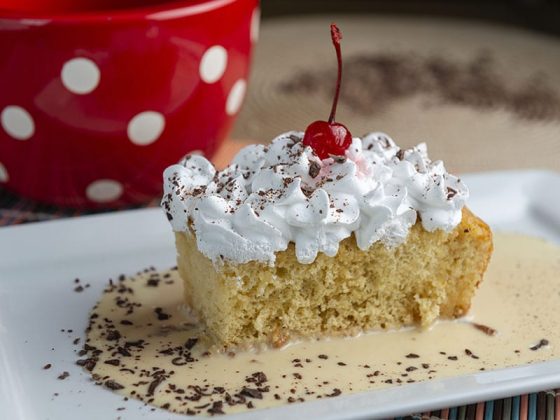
xmin=162 ymin=132 xmax=468 ymax=265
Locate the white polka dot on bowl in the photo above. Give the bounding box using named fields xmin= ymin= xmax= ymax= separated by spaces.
xmin=0 ymin=161 xmax=8 ymax=183
xmin=86 ymin=179 xmax=123 ymax=203
xmin=61 ymin=58 xmax=101 ymax=95
xmin=1 ymin=106 xmax=35 ymax=140
xmin=251 ymin=8 xmax=260 ymax=43
xmin=199 ymin=46 xmax=228 ymax=84
xmin=226 ymin=79 xmax=247 ymax=116
xmin=127 ymin=111 xmax=165 ymax=146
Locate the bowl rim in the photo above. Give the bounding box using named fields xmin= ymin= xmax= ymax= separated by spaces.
xmin=0 ymin=0 xmax=244 ymax=23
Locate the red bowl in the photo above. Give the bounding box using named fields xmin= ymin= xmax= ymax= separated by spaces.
xmin=0 ymin=0 xmax=259 ymax=208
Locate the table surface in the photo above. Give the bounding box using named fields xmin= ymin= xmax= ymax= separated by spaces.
xmin=1 ymin=15 xmax=559 ymax=420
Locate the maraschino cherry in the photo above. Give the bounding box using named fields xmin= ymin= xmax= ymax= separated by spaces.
xmin=303 ymin=24 xmax=352 ymax=159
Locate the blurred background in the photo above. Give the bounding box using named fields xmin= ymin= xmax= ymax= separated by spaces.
xmin=232 ymin=0 xmax=560 ymax=174
xmin=262 ymin=0 xmax=560 ymax=35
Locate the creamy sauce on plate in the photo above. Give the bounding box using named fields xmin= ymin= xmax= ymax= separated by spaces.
xmin=79 ymin=233 xmax=560 ymax=416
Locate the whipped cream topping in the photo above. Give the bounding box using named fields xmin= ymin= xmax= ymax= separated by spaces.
xmin=162 ymin=132 xmax=468 ymax=265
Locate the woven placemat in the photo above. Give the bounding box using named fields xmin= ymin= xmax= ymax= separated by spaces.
xmin=232 ymin=15 xmax=560 ymax=174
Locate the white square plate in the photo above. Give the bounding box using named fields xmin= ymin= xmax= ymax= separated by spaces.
xmin=1 ymin=170 xmax=559 ymax=420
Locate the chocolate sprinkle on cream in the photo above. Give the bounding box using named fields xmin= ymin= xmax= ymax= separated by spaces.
xmin=447 ymin=187 xmax=457 ymax=199
xmin=308 ymin=161 xmax=321 ymax=179
xmin=330 ymin=155 xmax=347 ymax=164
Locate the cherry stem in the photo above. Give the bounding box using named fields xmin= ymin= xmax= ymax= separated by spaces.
xmin=328 ymin=23 xmax=343 ymax=124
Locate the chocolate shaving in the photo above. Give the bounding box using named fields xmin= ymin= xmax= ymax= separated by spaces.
xmin=184 ymin=338 xmax=198 ymax=350
xmin=245 ymin=371 xmax=268 ymax=385
xmin=239 ymin=387 xmax=262 ymax=399
xmin=57 ymin=371 xmax=69 ymax=380
xmin=465 ymin=348 xmax=480 ymax=359
xmin=147 ymin=375 xmax=166 ymax=396
xmin=106 ymin=330 xmax=121 ymax=341
xmin=117 ymin=347 xmax=132 ymax=357
xmin=447 ymin=187 xmax=457 ymax=199
xmin=154 ymin=307 xmax=171 ymax=321
xmin=308 ymin=161 xmax=321 ymax=178
xmin=472 ymin=322 xmax=497 ymax=336
xmin=105 ymin=379 xmax=125 ymax=390
xmin=330 ymin=155 xmax=347 ymax=164
xmin=146 ymin=278 xmax=159 ymax=287
xmin=76 ymin=358 xmax=97 ymax=371
xmin=171 ymin=357 xmax=188 ymax=366
xmin=207 ymin=401 xmax=224 ymax=415
xmin=124 ymin=339 xmax=144 ymax=347
xmin=326 ymin=388 xmax=342 ymax=397
xmin=253 ymin=372 xmax=267 ymax=384
xmin=530 ymin=339 xmax=549 ymax=351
